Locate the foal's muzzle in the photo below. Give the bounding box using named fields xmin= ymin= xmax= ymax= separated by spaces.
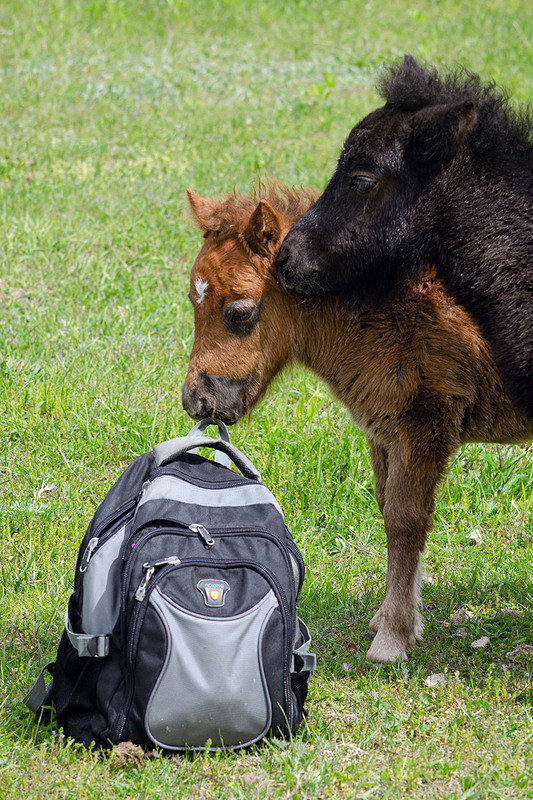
xmin=182 ymin=372 xmax=247 ymax=426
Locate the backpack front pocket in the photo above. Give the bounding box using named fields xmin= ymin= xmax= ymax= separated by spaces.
xmin=144 ymin=585 xmax=279 ymax=750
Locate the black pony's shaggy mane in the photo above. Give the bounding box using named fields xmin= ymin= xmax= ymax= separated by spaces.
xmin=378 ymin=56 xmax=533 ymax=158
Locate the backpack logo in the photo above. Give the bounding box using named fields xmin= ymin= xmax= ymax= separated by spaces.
xmin=197 ymin=579 xmax=231 ymax=607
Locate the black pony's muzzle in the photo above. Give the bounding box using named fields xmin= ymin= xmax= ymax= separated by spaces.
xmin=277 ymin=229 xmax=325 ymax=297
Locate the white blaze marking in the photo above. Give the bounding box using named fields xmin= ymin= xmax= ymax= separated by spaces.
xmin=194 ymin=277 xmax=209 ymax=304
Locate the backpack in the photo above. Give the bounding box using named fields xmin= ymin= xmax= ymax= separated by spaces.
xmin=24 ymin=419 xmax=316 ymax=751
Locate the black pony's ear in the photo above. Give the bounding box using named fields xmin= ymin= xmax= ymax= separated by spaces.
xmin=410 ymin=101 xmax=477 ymax=163
xmin=243 ymin=200 xmax=281 ymax=257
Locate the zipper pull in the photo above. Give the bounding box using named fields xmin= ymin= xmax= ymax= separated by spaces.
xmin=189 ymin=523 xmax=215 ymax=548
xmin=135 ymin=566 xmax=155 ymax=602
xmin=138 ymin=479 xmax=150 ymax=500
xmin=135 ymin=556 xmax=181 ymax=602
xmin=79 ymin=537 xmax=99 ymax=573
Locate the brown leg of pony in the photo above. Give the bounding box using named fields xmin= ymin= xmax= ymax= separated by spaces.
xmin=366 ymin=397 xmax=462 ymax=663
xmin=368 ymin=438 xmax=388 ymax=515
xmin=367 ymin=440 xmax=389 ymax=639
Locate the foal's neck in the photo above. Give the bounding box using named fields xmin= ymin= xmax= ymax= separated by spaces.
xmin=286 ymin=291 xmax=354 ymax=381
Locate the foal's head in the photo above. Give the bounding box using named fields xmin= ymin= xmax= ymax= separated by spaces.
xmin=182 ymin=184 xmax=317 ymax=424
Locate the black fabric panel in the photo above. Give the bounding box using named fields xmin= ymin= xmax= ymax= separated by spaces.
xmin=166 ymin=452 xmax=254 ymax=483
xmin=132 ymin=499 xmax=287 ymax=542
xmin=260 ymin=610 xmax=288 ymax=737
xmin=123 ymin=604 xmax=168 ymax=747
xmin=82 ymin=452 xmax=154 ymax=542
xmin=73 ymin=451 xmax=155 ymax=588
xmin=124 ymin=530 xmax=295 ymax=615
xmin=157 ymin=565 xmax=272 ymax=618
xmin=52 ymin=632 xmax=111 ymax=747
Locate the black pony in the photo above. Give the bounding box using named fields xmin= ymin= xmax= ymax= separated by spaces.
xmin=278 ymin=55 xmax=533 ymax=421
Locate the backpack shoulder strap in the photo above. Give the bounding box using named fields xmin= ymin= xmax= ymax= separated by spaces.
xmin=23 ymin=662 xmax=55 ymax=714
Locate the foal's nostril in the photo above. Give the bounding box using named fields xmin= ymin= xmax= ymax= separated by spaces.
xmin=181 ymin=382 xmax=206 ymax=420
xmin=279 ymin=271 xmax=298 ymax=290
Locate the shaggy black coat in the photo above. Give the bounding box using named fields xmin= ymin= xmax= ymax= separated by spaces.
xmin=277 ymin=56 xmax=533 ymax=422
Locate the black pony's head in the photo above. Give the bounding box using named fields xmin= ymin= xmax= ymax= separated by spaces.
xmin=277 ymin=55 xmax=530 ymax=307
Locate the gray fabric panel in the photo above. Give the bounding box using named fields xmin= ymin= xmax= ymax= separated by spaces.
xmin=146 ymin=588 xmax=277 ymax=749
xmin=81 ymin=523 xmax=128 ymax=634
xmin=137 ymin=474 xmax=284 ymax=517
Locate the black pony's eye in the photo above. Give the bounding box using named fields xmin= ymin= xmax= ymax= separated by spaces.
xmin=223 ymin=298 xmax=262 ymax=336
xmin=350 ymin=175 xmax=378 ymax=194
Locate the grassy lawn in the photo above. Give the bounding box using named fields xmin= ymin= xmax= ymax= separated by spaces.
xmin=1 ymin=1 xmax=533 ymax=797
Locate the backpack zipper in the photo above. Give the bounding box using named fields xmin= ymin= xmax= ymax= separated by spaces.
xmin=124 ymin=524 xmax=295 ymax=589
xmin=76 ymin=499 xmax=137 ymax=575
xmin=75 ymin=502 xmax=138 ymax=616
xmin=151 ymin=465 xmax=253 ymax=490
xmin=127 ymin=469 xmax=256 ymax=540
xmin=119 ymin=522 xmax=296 ymax=649
xmin=134 ymin=556 xmax=181 ymax=601
xmin=188 ymin=523 xmax=215 ymax=548
xmin=79 ymin=537 xmax=99 ymax=573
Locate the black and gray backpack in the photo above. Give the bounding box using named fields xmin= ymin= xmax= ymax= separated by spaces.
xmin=25 ymin=419 xmax=315 ymax=751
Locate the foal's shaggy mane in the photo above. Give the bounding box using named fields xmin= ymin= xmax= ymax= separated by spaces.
xmin=211 ymin=182 xmax=318 ymax=238
xmin=378 ymin=55 xmax=533 ymax=157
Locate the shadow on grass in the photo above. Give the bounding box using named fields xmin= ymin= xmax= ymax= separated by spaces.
xmin=300 ymin=574 xmax=533 ymax=704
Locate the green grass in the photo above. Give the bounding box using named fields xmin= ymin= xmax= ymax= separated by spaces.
xmin=1 ymin=1 xmax=533 ymax=797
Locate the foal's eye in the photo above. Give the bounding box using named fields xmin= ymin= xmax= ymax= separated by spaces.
xmin=223 ymin=298 xmax=262 ymax=336
xmin=350 ymin=175 xmax=378 ymax=194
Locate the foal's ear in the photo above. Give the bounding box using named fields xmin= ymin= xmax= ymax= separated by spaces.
xmin=410 ymin=101 xmax=478 ymax=163
xmin=244 ymin=200 xmax=282 ymax=258
xmin=187 ymin=189 xmax=220 ymax=232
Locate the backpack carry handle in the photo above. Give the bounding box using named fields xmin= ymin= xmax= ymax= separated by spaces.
xmin=186 ymin=418 xmax=232 ymax=443
xmin=181 ymin=418 xmax=232 ymax=469
xmin=153 ymin=418 xmax=262 ymax=482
